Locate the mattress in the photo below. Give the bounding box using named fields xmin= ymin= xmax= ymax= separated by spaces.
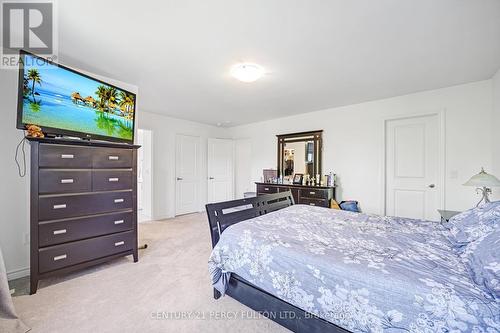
xmin=208 ymin=205 xmax=499 ymax=332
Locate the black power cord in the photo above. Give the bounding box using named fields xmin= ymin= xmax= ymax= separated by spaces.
xmin=15 ymin=132 xmax=27 ymax=177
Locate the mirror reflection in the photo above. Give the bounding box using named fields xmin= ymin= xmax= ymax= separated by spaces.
xmin=283 ymin=141 xmax=314 ymax=177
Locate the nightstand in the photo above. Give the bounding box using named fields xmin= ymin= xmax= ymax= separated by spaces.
xmin=438 ymin=209 xmax=461 ymax=223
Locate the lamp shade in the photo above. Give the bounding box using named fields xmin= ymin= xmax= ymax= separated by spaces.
xmin=463 ymin=168 xmax=500 ymax=187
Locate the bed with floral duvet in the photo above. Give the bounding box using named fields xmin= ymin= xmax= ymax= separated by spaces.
xmin=209 ymin=202 xmax=500 ymax=333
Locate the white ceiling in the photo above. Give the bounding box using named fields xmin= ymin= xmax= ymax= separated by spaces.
xmin=56 ymin=0 xmax=500 ymax=127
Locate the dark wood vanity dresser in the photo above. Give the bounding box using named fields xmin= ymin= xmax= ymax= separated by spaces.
xmin=256 ymin=183 xmax=335 ymax=207
xmin=261 ymin=129 xmax=336 ymax=208
xmin=29 ymin=137 xmax=140 ymax=294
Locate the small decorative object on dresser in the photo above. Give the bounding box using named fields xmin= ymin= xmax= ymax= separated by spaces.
xmin=28 ymin=137 xmax=140 ymax=294
xmin=262 ymin=169 xmax=277 ymax=183
xmin=292 ymin=173 xmax=303 ymax=184
xmin=25 ymin=124 xmax=44 ymax=138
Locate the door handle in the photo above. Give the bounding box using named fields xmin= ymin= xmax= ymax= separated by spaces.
xmin=209 ymin=177 xmax=214 ymax=180
xmin=428 ymin=184 xmax=436 ymax=188
xmin=176 ymin=177 xmax=183 ymax=181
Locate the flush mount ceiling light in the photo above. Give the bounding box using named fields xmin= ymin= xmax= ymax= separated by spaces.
xmin=230 ymin=63 xmax=265 ymax=82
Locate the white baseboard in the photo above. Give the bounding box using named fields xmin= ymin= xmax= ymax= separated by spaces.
xmin=7 ymin=267 xmax=29 ymax=281
xmin=152 ymin=214 xmax=171 ymax=220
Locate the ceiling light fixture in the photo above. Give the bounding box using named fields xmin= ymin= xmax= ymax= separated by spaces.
xmin=230 ymin=63 xmax=265 ymax=83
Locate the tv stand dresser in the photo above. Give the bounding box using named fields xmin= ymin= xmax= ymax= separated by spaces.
xmin=28 ymin=137 xmax=140 ymax=294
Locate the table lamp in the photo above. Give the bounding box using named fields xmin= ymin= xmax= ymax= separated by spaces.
xmin=463 ymin=167 xmax=500 ymax=206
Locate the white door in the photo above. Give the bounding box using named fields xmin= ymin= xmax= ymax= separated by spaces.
xmin=386 ymin=114 xmax=441 ymax=221
xmin=208 ymin=138 xmax=234 ymax=203
xmin=175 ymin=134 xmax=200 ymax=215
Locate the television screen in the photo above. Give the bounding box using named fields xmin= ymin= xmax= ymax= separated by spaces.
xmin=17 ymin=51 xmax=136 ymax=143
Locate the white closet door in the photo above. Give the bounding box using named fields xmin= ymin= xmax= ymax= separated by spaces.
xmin=207 ymin=138 xmax=234 ymax=203
xmin=175 ymin=134 xmax=200 ymax=215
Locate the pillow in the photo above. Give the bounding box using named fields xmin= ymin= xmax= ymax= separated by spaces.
xmin=461 ymin=227 xmax=500 ymax=299
xmin=444 ymin=201 xmax=500 ymax=249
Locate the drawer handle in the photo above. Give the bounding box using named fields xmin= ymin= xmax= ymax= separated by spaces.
xmin=53 ymin=254 xmax=67 ymax=261
xmin=310 ymin=203 xmax=316 ymax=206
xmin=264 ymin=187 xmax=269 ymax=191
xmin=114 ymin=220 xmax=124 ymax=225
xmin=114 ymin=198 xmax=124 ymax=203
xmin=108 ymin=177 xmax=119 ymax=182
xmin=60 ymin=179 xmax=74 ymax=184
xmin=108 ymin=156 xmax=119 ymax=160
xmin=309 ymin=191 xmax=316 ymax=195
xmin=61 ymin=154 xmax=74 ymax=159
xmin=53 ymin=204 xmax=67 ymax=209
xmin=114 ymin=241 xmax=125 ymax=247
xmin=53 ymin=229 xmax=67 ymax=235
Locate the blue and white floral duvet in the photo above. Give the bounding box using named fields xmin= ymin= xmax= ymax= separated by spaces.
xmin=208 ymin=205 xmax=500 ymax=332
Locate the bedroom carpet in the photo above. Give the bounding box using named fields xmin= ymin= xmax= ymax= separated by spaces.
xmin=12 ymin=213 xmax=288 ymax=333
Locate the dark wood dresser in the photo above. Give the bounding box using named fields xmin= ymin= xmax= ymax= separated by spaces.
xmin=29 ymin=138 xmax=140 ymax=294
xmin=256 ymin=182 xmax=335 ymax=207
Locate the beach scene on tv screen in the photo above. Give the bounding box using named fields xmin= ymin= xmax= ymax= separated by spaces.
xmin=21 ymin=54 xmax=135 ymax=141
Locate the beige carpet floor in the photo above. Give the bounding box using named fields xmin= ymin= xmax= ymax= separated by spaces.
xmin=13 ymin=213 xmax=288 ymax=333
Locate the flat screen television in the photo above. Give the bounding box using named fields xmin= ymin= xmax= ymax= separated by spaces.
xmin=17 ymin=50 xmax=136 ymax=143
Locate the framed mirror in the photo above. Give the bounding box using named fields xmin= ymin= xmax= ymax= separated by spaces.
xmin=277 ymin=130 xmax=322 ymax=180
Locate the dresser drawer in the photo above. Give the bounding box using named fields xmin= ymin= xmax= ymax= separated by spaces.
xmin=93 ymin=148 xmax=133 ymax=168
xmin=256 ymin=184 xmax=278 ymax=194
xmin=39 ymin=191 xmax=133 ymax=220
xmin=92 ymin=170 xmax=133 ymax=191
xmin=39 ymin=211 xmax=134 ymax=247
xmin=300 ymin=188 xmax=328 ymax=199
xmin=38 ymin=231 xmax=134 ymax=273
xmin=39 ymin=144 xmax=92 ymax=168
xmin=39 ymin=170 xmax=91 ymax=194
xmin=299 ymin=197 xmax=328 ymax=207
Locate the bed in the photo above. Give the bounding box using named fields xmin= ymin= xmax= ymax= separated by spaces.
xmin=206 ymin=191 xmax=500 ymax=333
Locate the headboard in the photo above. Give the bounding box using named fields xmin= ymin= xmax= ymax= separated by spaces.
xmin=205 ymin=191 xmax=295 ymax=248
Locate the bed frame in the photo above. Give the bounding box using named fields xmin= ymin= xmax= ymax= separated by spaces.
xmin=206 ymin=191 xmax=350 ymax=333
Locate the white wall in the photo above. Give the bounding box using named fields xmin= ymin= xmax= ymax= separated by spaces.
xmin=229 ymin=80 xmax=494 ymax=213
xmin=493 ymin=69 xmax=500 ymax=201
xmin=0 ymin=68 xmax=31 ymax=280
xmin=137 ymin=128 xmax=153 ymax=221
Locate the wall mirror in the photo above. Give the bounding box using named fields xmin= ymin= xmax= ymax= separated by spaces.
xmin=277 ymin=130 xmax=322 ymax=180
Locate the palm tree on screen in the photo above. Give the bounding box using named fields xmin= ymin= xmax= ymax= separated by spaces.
xmin=26 ymin=69 xmax=41 ymax=98
xmin=119 ymin=91 xmax=134 ymax=116
xmin=106 ymin=87 xmax=118 ymax=110
xmin=96 ymin=85 xmax=109 ymax=111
